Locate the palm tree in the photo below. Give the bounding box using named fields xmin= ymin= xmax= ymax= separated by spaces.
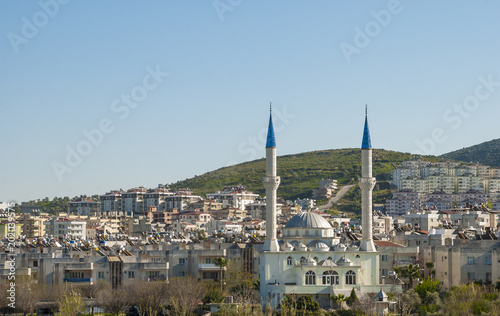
xmin=213 ymin=257 xmax=229 ymax=291
xmin=397 ymin=263 xmax=421 ymax=289
xmin=425 ymin=261 xmax=435 ymax=279
xmin=331 ymin=294 xmax=347 ymax=310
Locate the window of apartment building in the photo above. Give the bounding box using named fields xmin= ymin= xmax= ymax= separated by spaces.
xmin=467 ymin=257 xmax=475 ymax=265
xmin=486 ymin=273 xmax=492 ymax=281
xmin=205 ymin=258 xmax=213 ymax=264
xmin=98 ymin=272 xmax=104 ymax=279
xmin=416 ymin=241 xmax=421 ymax=246
xmin=467 ymin=272 xmax=475 ymax=280
xmin=128 ymin=271 xmax=135 ymax=278
xmin=179 ymin=271 xmax=185 ymax=277
xmin=149 ymin=271 xmax=160 ymax=277
xmin=382 ymin=269 xmax=388 ymax=276
xmin=485 ymin=256 xmax=492 ymax=265
xmin=381 ymin=255 xmax=388 ymax=262
xmin=32 ymin=260 xmax=38 ymax=267
xmin=179 ymin=258 xmax=185 ymax=265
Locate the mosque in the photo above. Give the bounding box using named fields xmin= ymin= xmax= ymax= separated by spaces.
xmin=259 ymin=108 xmax=401 ymax=308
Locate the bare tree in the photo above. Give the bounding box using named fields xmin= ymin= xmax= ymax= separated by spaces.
xmin=123 ymin=281 xmax=166 ymax=316
xmin=225 ymin=260 xmax=258 ymax=304
xmin=96 ymin=288 xmax=129 ymax=316
xmin=16 ymin=277 xmax=43 ymax=316
xmin=80 ymin=279 xmax=111 ymax=314
xmin=165 ymin=277 xmax=205 ymax=316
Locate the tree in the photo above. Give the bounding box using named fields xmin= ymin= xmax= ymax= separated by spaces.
xmin=414 ymin=277 xmax=440 ymax=301
xmin=225 ymin=260 xmax=258 ymax=304
xmin=96 ymin=288 xmax=129 ymax=316
xmin=346 ymin=288 xmax=359 ymax=306
xmin=397 ymin=289 xmax=421 ymax=316
xmin=331 ymin=294 xmax=347 ymax=310
xmin=395 ymin=263 xmax=421 ymax=289
xmin=425 ymin=261 xmax=435 ymax=279
xmin=16 ymin=277 xmax=43 ymax=316
xmin=202 ymin=284 xmax=225 ymax=305
xmin=80 ymin=279 xmax=111 ymax=314
xmin=441 ymin=283 xmax=500 ymax=316
xmin=213 ymin=257 xmax=229 ymax=291
xmin=165 ymin=277 xmax=205 ymax=316
xmin=295 ymin=295 xmax=319 ymax=312
xmin=57 ymin=291 xmax=85 ymax=316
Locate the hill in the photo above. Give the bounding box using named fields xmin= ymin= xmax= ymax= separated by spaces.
xmin=440 ymin=138 xmax=500 ymax=167
xmin=170 ymin=148 xmax=437 ymax=207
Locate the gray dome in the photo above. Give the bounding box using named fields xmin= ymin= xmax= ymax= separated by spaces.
xmin=284 ymin=212 xmax=332 ymax=229
xmin=307 ymin=240 xmax=329 ymax=248
xmin=336 ymin=256 xmax=352 ymax=265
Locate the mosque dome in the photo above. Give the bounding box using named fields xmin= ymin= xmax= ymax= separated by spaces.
xmin=307 ymin=240 xmax=329 ymax=248
xmin=284 ymin=212 xmax=332 ymax=229
xmin=307 ymin=240 xmax=329 ymax=252
xmin=281 ymin=242 xmax=294 ymax=251
xmin=336 ymin=256 xmax=353 ymax=266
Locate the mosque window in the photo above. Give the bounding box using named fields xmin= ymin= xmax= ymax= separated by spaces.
xmin=346 ymin=270 xmax=356 ymax=285
xmin=305 ymin=230 xmax=309 ymax=236
xmin=327 ymin=256 xmax=333 ymax=261
xmin=287 ymin=256 xmax=293 ymax=266
xmin=305 ymin=271 xmax=316 ymax=285
xmin=313 ymin=257 xmax=319 ymax=262
xmin=323 ymin=270 xmax=339 ymax=285
xmin=315 ymin=230 xmax=319 ymax=237
xmin=295 ymin=230 xmax=299 ymax=236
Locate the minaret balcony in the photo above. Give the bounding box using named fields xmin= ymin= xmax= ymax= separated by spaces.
xmin=263 ymin=176 xmax=281 ymax=190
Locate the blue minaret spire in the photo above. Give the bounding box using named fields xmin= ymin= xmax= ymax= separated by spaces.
xmin=362 ymin=105 xmax=372 ymax=149
xmin=266 ymin=102 xmax=276 ymax=148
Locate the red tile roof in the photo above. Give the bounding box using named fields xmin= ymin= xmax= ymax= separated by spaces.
xmin=374 ymin=241 xmax=404 ymax=248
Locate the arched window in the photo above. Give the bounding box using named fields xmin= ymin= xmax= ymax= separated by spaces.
xmin=327 ymin=256 xmax=333 ymax=261
xmin=287 ymin=256 xmax=293 ymax=266
xmin=300 ymin=256 xmax=306 ymax=262
xmin=305 ymin=271 xmax=316 ymax=285
xmin=313 ymin=257 xmax=319 ymax=263
xmin=346 ymin=270 xmax=356 ymax=285
xmin=323 ymin=270 xmax=339 ymax=285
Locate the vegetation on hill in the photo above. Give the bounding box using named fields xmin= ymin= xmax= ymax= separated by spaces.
xmin=440 ymin=138 xmax=500 ymax=167
xmin=170 ymin=149 xmax=438 ymax=214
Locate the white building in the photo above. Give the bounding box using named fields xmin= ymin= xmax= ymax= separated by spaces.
xmin=259 ymin=109 xmax=399 ymax=309
xmin=207 ymin=185 xmax=259 ymax=211
xmin=45 ymin=218 xmax=87 ymax=240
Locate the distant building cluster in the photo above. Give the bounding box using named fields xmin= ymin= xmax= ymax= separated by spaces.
xmin=387 ymin=160 xmax=500 ymax=217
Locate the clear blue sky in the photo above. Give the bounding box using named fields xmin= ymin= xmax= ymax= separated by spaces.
xmin=1 ymin=1 xmax=500 ymax=203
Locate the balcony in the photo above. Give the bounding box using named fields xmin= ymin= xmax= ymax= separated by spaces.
xmin=64 ymin=278 xmax=93 ymax=284
xmin=198 ymin=264 xmax=224 ymax=271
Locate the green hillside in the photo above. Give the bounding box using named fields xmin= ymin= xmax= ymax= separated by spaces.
xmin=170 ymin=148 xmax=437 ymax=206
xmin=440 ymin=138 xmax=500 ymax=167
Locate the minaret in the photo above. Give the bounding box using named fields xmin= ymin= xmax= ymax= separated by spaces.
xmin=359 ymin=106 xmax=377 ymax=252
xmin=262 ymin=104 xmax=281 ymax=252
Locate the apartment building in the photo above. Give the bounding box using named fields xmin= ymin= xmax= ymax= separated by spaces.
xmin=44 ymin=218 xmax=87 ymax=240
xmin=67 ymin=198 xmax=99 ymax=216
xmin=423 ymin=240 xmax=500 ymax=291
xmin=207 ymin=185 xmax=259 ymax=211
xmin=100 ymin=190 xmax=122 ymax=216
xmin=385 ymin=191 xmax=421 ymax=217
